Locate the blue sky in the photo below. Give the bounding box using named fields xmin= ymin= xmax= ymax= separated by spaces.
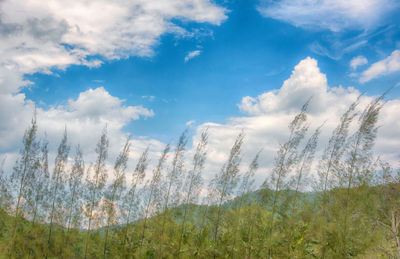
xmin=23 ymin=0 xmax=311 ymax=140
xmin=1 ymin=0 xmax=400 ymax=179
xmin=19 ymin=0 xmax=400 ymax=143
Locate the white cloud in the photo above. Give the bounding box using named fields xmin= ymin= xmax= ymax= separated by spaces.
xmin=141 ymin=95 xmax=155 ymax=102
xmin=350 ymin=56 xmax=368 ymax=70
xmin=238 ymin=57 xmax=358 ymax=116
xmin=257 ymin=0 xmax=398 ymax=32
xmin=92 ymin=79 xmax=105 ymax=84
xmin=0 ymin=87 xmax=153 ymax=156
xmin=66 ymin=87 xmax=153 ymax=121
xmin=0 ymin=0 xmax=398 ymax=191
xmin=360 ymin=50 xmax=400 ymax=83
xmin=191 ymin=57 xmax=400 ymax=186
xmin=0 ymin=0 xmax=227 ymax=92
xmin=0 ymin=0 xmax=227 ymax=169
xmin=2 ymin=56 xmax=400 ymax=192
xmin=184 ymin=50 xmax=201 ymax=62
xmin=0 ymin=86 xmax=160 ymax=185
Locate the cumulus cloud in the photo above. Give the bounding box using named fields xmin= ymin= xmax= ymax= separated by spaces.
xmin=3 ymin=56 xmax=400 ymax=192
xmin=350 ymin=56 xmax=368 ymax=70
xmin=0 ymin=0 xmax=227 ymax=171
xmin=66 ymin=87 xmax=154 ymax=122
xmin=257 ymin=0 xmax=398 ymax=32
xmin=0 ymin=0 xmax=227 ymax=92
xmin=0 ymin=87 xmax=153 ymax=161
xmin=184 ymin=50 xmax=201 ymax=62
xmin=238 ymin=57 xmax=358 ymax=116
xmin=191 ymin=57 xmax=400 ymax=186
xmin=360 ymin=50 xmax=400 ymax=83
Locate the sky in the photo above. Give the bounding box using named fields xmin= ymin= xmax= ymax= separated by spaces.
xmin=1 ymin=0 xmax=400 ymax=186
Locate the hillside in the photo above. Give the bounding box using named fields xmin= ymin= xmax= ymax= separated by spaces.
xmin=0 ymin=95 xmax=399 ymax=258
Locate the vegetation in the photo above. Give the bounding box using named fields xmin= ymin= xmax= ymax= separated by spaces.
xmin=0 ymin=95 xmax=399 ymax=258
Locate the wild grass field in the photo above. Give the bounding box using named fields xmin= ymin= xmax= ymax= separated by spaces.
xmin=0 ymin=95 xmax=399 ymax=259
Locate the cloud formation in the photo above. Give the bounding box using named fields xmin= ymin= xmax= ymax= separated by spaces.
xmin=238 ymin=57 xmax=356 ymax=116
xmin=360 ymin=50 xmax=400 ymax=83
xmin=2 ymin=56 xmax=400 ymax=190
xmin=350 ymin=56 xmax=368 ymax=70
xmin=257 ymin=0 xmax=398 ymax=32
xmin=0 ymin=87 xmax=153 ymax=154
xmin=0 ymin=0 xmax=227 ymax=168
xmin=184 ymin=50 xmax=201 ymax=62
xmin=192 ymin=57 xmax=400 ymax=185
xmin=0 ymin=0 xmax=227 ymax=93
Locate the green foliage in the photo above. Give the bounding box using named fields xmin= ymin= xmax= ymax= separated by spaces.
xmin=0 ymin=96 xmax=398 ymax=258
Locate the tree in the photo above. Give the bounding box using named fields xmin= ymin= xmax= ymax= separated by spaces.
xmin=263 ymin=101 xmax=309 ymax=258
xmin=0 ymin=156 xmax=11 ymax=244
xmin=27 ymin=137 xmax=50 ymax=257
xmin=158 ymin=130 xmax=188 ymax=256
xmin=139 ymin=144 xmax=170 ymax=249
xmin=315 ymin=97 xmax=359 ymax=257
xmin=292 ymin=126 xmax=321 ymax=205
xmin=120 ymin=146 xmax=150 ymax=252
xmin=64 ymin=145 xmax=85 ymax=252
xmin=0 ymin=157 xmax=11 ymax=215
xmin=9 ymin=116 xmax=41 ymax=256
xmin=210 ymin=131 xmax=244 ymax=257
xmin=30 ymin=137 xmax=49 ymax=226
xmin=376 ymin=161 xmax=400 ymax=258
xmin=177 ymin=129 xmax=208 ymax=256
xmin=329 ymin=95 xmax=384 ymax=258
xmin=84 ymin=128 xmax=109 ymax=259
xmin=281 ymin=126 xmax=321 ymax=258
xmin=230 ymin=151 xmax=260 ymax=258
xmin=103 ymin=137 xmax=130 ymax=258
xmin=47 ymin=129 xmax=70 ymax=252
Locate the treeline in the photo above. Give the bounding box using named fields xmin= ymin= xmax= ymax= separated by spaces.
xmin=0 ymin=95 xmax=399 ymax=258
